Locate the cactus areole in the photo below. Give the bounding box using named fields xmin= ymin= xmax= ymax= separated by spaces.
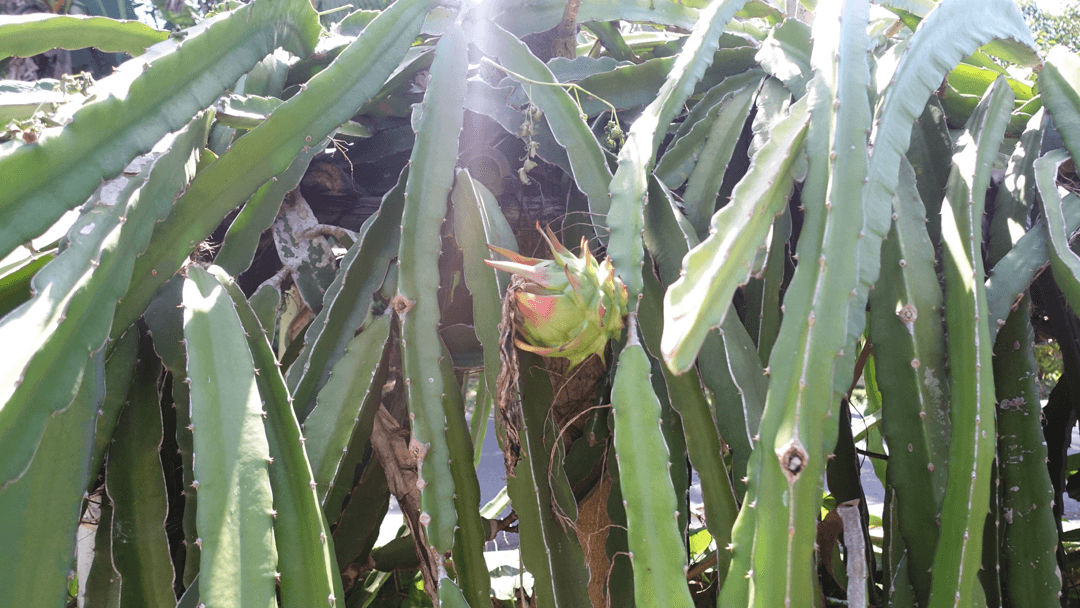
xmin=486 ymin=224 xmax=629 ymax=368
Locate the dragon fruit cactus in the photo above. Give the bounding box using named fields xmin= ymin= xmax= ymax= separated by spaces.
xmin=485 ymin=224 xmax=629 ymax=368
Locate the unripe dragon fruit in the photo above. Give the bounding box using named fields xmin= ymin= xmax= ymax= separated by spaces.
xmin=485 ymin=224 xmax=629 ymax=368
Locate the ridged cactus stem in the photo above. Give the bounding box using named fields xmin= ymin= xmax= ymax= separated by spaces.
xmin=927 ymin=78 xmax=1013 ymax=608
xmin=0 ymin=0 xmax=321 ymax=259
xmin=639 ymin=179 xmax=742 ymax=576
xmin=0 ymin=352 xmax=106 ymax=608
xmin=286 ymin=169 xmax=406 ymax=417
xmin=182 ymin=266 xmax=278 ymax=608
xmin=868 ymin=159 xmax=949 ymax=604
xmin=611 ymin=320 xmax=695 ymax=608
xmin=438 ymin=346 xmax=492 ymax=607
xmin=110 ymin=0 xmax=432 ymax=340
xmin=395 ymin=22 xmax=468 ymax=555
xmin=606 ymin=0 xmax=750 ymax=300
xmin=105 ymin=334 xmax=176 ymax=608
xmin=719 ymin=3 xmax=872 ymax=605
xmin=144 ymin=278 xmax=201 ymax=586
xmin=994 ymin=299 xmax=1062 ymax=604
xmin=208 ymin=265 xmax=345 ymax=608
xmin=506 ymin=351 xmax=591 ymax=607
xmin=0 ymin=115 xmax=207 ymax=489
xmin=985 ymin=106 xmax=1060 ymax=607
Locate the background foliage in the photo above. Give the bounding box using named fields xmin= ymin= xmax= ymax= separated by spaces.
xmin=3 ymin=0 xmax=1080 ymax=607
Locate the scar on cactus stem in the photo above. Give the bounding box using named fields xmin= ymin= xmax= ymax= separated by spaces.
xmin=391 ymin=294 xmax=415 ymax=315
xmin=485 ymin=223 xmax=629 ymax=370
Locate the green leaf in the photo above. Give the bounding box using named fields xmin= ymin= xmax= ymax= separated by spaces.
xmin=638 ymin=262 xmax=738 ymax=585
xmin=867 ymin=159 xmax=949 ymax=604
xmin=437 ymin=346 xmax=490 ymax=608
xmin=438 ymin=578 xmax=470 ymax=608
xmin=983 ymin=109 xmax=1045 ymax=340
xmin=496 ymin=0 xmax=701 ymax=36
xmin=110 ymin=0 xmax=432 ymax=338
xmin=948 ymin=62 xmax=1033 ymax=100
xmin=0 ymin=0 xmax=321 ymax=259
xmin=985 ymin=192 xmax=1080 ymax=336
xmin=249 ymin=281 xmax=282 ymax=335
xmin=328 ymin=457 xmax=389 ymax=572
xmin=0 ymin=14 xmax=168 ymax=60
xmin=641 ymin=177 xmax=764 ymax=497
xmin=755 ymin=18 xmax=811 ymax=97
xmin=1037 ymin=149 xmax=1080 ymax=313
xmin=722 ymin=3 xmax=873 ymax=603
xmin=176 ymin=576 xmax=200 ymax=608
xmin=142 ymin=277 xmax=201 ymax=584
xmin=878 ymin=0 xmax=936 ymax=17
xmin=214 ymin=145 xmax=321 ymax=276
xmin=680 ymin=82 xmax=758 ymax=238
xmin=89 ymin=329 xmax=140 ymax=504
xmin=1041 ymin=46 xmax=1080 ymax=165
xmin=303 ymin=312 xmax=391 ymax=502
xmin=942 ymin=61 xmax=1037 ymax=133
xmin=993 ymin=297 xmax=1062 ymax=605
xmin=655 ymin=71 xmax=766 ymax=191
xmin=0 ymin=251 xmax=52 ymax=319
xmin=506 ymin=353 xmax=591 ymax=608
xmin=989 ymin=111 xmax=1045 ymax=265
xmin=606 ymin=0 xmax=751 ymax=299
xmin=84 ymin=491 xmax=122 ymax=608
xmin=476 ymin=24 xmax=614 ymax=223
xmin=286 ymin=169 xmax=406 ymax=416
xmin=661 ymin=96 xmax=808 ymax=373
xmin=0 ymin=114 xmax=208 ymax=488
xmin=583 ymin=21 xmax=638 ymax=62
xmin=851 ymin=0 xmax=1035 ymax=374
xmin=569 ymin=45 xmax=760 ymax=118
xmin=450 ymin=169 xmax=518 ymax=444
